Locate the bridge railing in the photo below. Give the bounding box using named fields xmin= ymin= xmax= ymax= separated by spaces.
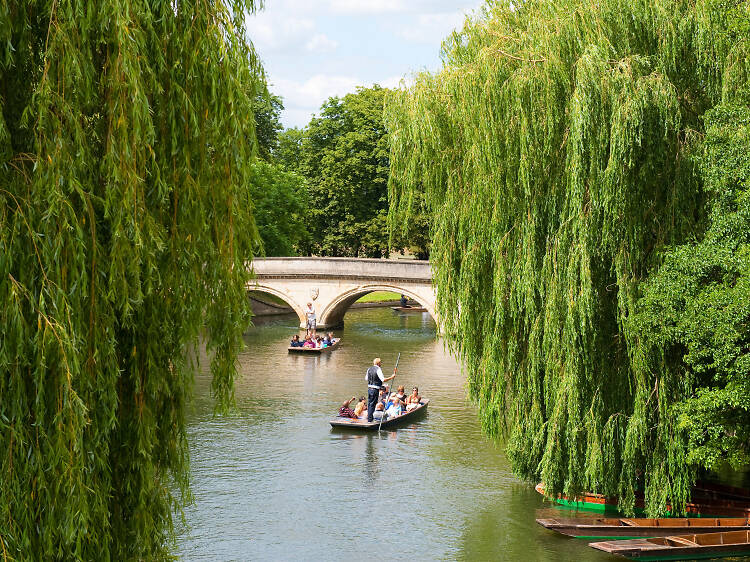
xmin=250 ymin=257 xmax=432 ymax=281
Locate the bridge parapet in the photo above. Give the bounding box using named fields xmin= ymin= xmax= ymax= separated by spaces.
xmin=251 ymin=257 xmax=431 ymax=281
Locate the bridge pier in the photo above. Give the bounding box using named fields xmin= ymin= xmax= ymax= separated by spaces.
xmin=247 ymin=258 xmax=438 ymax=330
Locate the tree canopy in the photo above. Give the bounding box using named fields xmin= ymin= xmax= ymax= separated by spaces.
xmin=253 ymin=92 xmax=284 ymax=161
xmin=284 ymin=85 xmax=430 ymax=258
xmin=1 ymin=1 xmax=263 ymax=558
xmin=636 ymin=103 xmax=750 ymax=475
xmin=386 ymin=0 xmax=750 ymax=515
xmin=297 ymin=85 xmax=392 ymax=257
xmin=248 ymin=159 xmax=309 ymax=256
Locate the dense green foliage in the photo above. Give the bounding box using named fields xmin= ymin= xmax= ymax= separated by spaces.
xmin=636 ymin=104 xmax=750 ymax=474
xmin=297 ymin=86 xmax=392 ymax=257
xmin=386 ymin=0 xmax=750 ymax=515
xmin=249 ymin=159 xmax=309 ymax=256
xmin=275 ymin=127 xmax=304 ymax=172
xmin=0 ymin=1 xmax=263 ymax=558
xmin=286 ymin=85 xmax=430 ymax=258
xmin=248 ymin=90 xmax=309 ymax=256
xmin=253 ymin=92 xmax=284 ymax=161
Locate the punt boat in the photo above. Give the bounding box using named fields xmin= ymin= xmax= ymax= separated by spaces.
xmin=535 ymin=483 xmax=750 ymax=517
xmin=329 ymin=399 xmax=429 ymax=430
xmin=536 ymin=516 xmax=750 ymax=539
xmin=288 ymin=338 xmax=341 ymax=353
xmin=589 ymin=530 xmax=750 ymax=560
xmin=390 ymin=306 xmax=427 ymax=312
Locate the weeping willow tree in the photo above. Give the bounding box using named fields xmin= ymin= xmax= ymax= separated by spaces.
xmin=387 ymin=0 xmax=750 ymax=515
xmin=1 ymin=1 xmax=263 ymax=558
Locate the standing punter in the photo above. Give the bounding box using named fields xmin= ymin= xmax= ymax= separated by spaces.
xmin=366 ymin=358 xmax=396 ymax=422
xmin=305 ymin=302 xmax=316 ymax=338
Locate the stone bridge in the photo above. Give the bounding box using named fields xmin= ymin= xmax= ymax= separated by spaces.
xmin=248 ymin=257 xmax=436 ymax=329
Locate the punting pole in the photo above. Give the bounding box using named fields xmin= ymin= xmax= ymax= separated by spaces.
xmin=378 ymin=352 xmax=401 ymax=431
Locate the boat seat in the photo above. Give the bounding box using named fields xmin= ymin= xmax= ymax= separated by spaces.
xmin=665 ymin=536 xmax=698 ymax=546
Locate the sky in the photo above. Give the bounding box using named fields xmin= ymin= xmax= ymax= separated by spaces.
xmin=246 ymin=0 xmax=484 ymax=129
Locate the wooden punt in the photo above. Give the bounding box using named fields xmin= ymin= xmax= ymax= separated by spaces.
xmin=535 ymin=483 xmax=750 ymax=517
xmin=329 ymin=399 xmax=429 ymax=430
xmin=590 ymin=530 xmax=750 ymax=560
xmin=390 ymin=306 xmax=428 ymax=312
xmin=288 ymin=338 xmax=341 ymax=353
xmin=536 ymin=516 xmax=750 ymax=539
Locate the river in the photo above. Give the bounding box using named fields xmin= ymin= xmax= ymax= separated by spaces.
xmin=176 ymin=307 xmax=614 ymax=560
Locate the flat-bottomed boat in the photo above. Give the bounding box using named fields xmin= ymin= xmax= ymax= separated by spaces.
xmin=590 ymin=530 xmax=750 ymax=560
xmin=288 ymin=338 xmax=341 ymax=353
xmin=330 ymin=399 xmax=429 ymax=430
xmin=536 ymin=516 xmax=750 ymax=539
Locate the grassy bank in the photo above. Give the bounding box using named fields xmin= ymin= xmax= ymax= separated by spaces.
xmin=355 ymin=291 xmax=401 ymax=303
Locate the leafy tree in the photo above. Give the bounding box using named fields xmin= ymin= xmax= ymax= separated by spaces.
xmin=253 ymin=92 xmax=284 ymax=161
xmin=636 ymin=104 xmax=750 ymax=475
xmin=278 ymin=86 xmax=431 ymax=258
xmin=0 ymin=1 xmax=263 ymax=558
xmin=298 ymin=85 xmax=391 ymax=257
xmin=386 ymin=0 xmax=749 ymax=515
xmin=275 ymin=127 xmax=305 ymax=171
xmin=249 ymin=160 xmax=309 ymax=256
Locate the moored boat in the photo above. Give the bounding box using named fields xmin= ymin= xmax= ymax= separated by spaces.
xmin=390 ymin=306 xmax=427 ymax=312
xmin=535 ymin=483 xmax=750 ymax=517
xmin=288 ymin=338 xmax=341 ymax=353
xmin=589 ymin=530 xmax=750 ymax=560
xmin=536 ymin=516 xmax=750 ymax=539
xmin=329 ymin=399 xmax=429 ymax=430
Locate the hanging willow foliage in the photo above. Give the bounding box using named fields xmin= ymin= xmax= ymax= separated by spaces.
xmin=386 ymin=0 xmax=750 ymax=515
xmin=1 ymin=1 xmax=262 ymax=558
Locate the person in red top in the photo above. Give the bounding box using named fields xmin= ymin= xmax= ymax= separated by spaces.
xmin=338 ymin=397 xmax=359 ymax=419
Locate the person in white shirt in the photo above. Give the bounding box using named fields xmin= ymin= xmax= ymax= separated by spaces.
xmin=385 ymin=393 xmax=402 ymax=419
xmin=305 ymin=302 xmax=316 ymax=338
xmin=365 ymin=357 xmax=396 ymax=422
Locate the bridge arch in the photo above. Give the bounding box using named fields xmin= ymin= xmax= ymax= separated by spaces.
xmin=319 ymin=284 xmax=437 ymax=328
xmin=249 ymin=283 xmax=307 ymax=326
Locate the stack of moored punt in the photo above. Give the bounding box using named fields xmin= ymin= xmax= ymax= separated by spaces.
xmin=536 ymin=483 xmax=750 ymax=559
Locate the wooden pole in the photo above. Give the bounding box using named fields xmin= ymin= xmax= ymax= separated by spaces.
xmin=378 ymin=352 xmax=401 ymax=431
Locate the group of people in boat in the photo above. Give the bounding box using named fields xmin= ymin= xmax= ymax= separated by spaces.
xmin=336 ymin=357 xmax=421 ymax=422
xmin=338 ymin=385 xmax=421 ymax=422
xmin=290 ymin=332 xmax=336 ymax=349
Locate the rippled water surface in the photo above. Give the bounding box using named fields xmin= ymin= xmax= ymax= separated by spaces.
xmin=177 ymin=307 xmax=615 ymax=561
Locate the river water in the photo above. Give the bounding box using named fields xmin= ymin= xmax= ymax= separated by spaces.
xmin=176 ymin=307 xmax=614 ymax=561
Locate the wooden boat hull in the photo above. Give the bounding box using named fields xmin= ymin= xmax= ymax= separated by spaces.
xmin=288 ymin=339 xmax=341 ymax=353
xmin=535 ymin=483 xmax=750 ymax=517
xmin=536 ymin=516 xmax=750 ymax=539
xmin=390 ymin=306 xmax=427 ymax=312
xmin=330 ymin=399 xmax=429 ymax=430
xmin=590 ymin=530 xmax=750 ymax=560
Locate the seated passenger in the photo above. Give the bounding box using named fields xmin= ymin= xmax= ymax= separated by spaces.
xmin=353 ymin=397 xmax=367 ymax=418
xmin=396 ymin=385 xmax=407 ymax=404
xmin=290 ymin=334 xmax=303 ymax=347
xmin=321 ymin=333 xmax=332 ymax=346
xmin=373 ymin=402 xmax=385 ymax=420
xmin=400 ymin=294 xmax=409 ymax=308
xmin=378 ymin=387 xmax=387 ymax=404
xmin=303 ymin=337 xmax=315 ymax=348
xmin=406 ymin=386 xmax=421 ymax=411
xmin=338 ymin=397 xmax=359 ymax=419
xmin=385 ymin=395 xmax=402 ymax=418
xmin=327 ymin=331 xmax=336 ymax=343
